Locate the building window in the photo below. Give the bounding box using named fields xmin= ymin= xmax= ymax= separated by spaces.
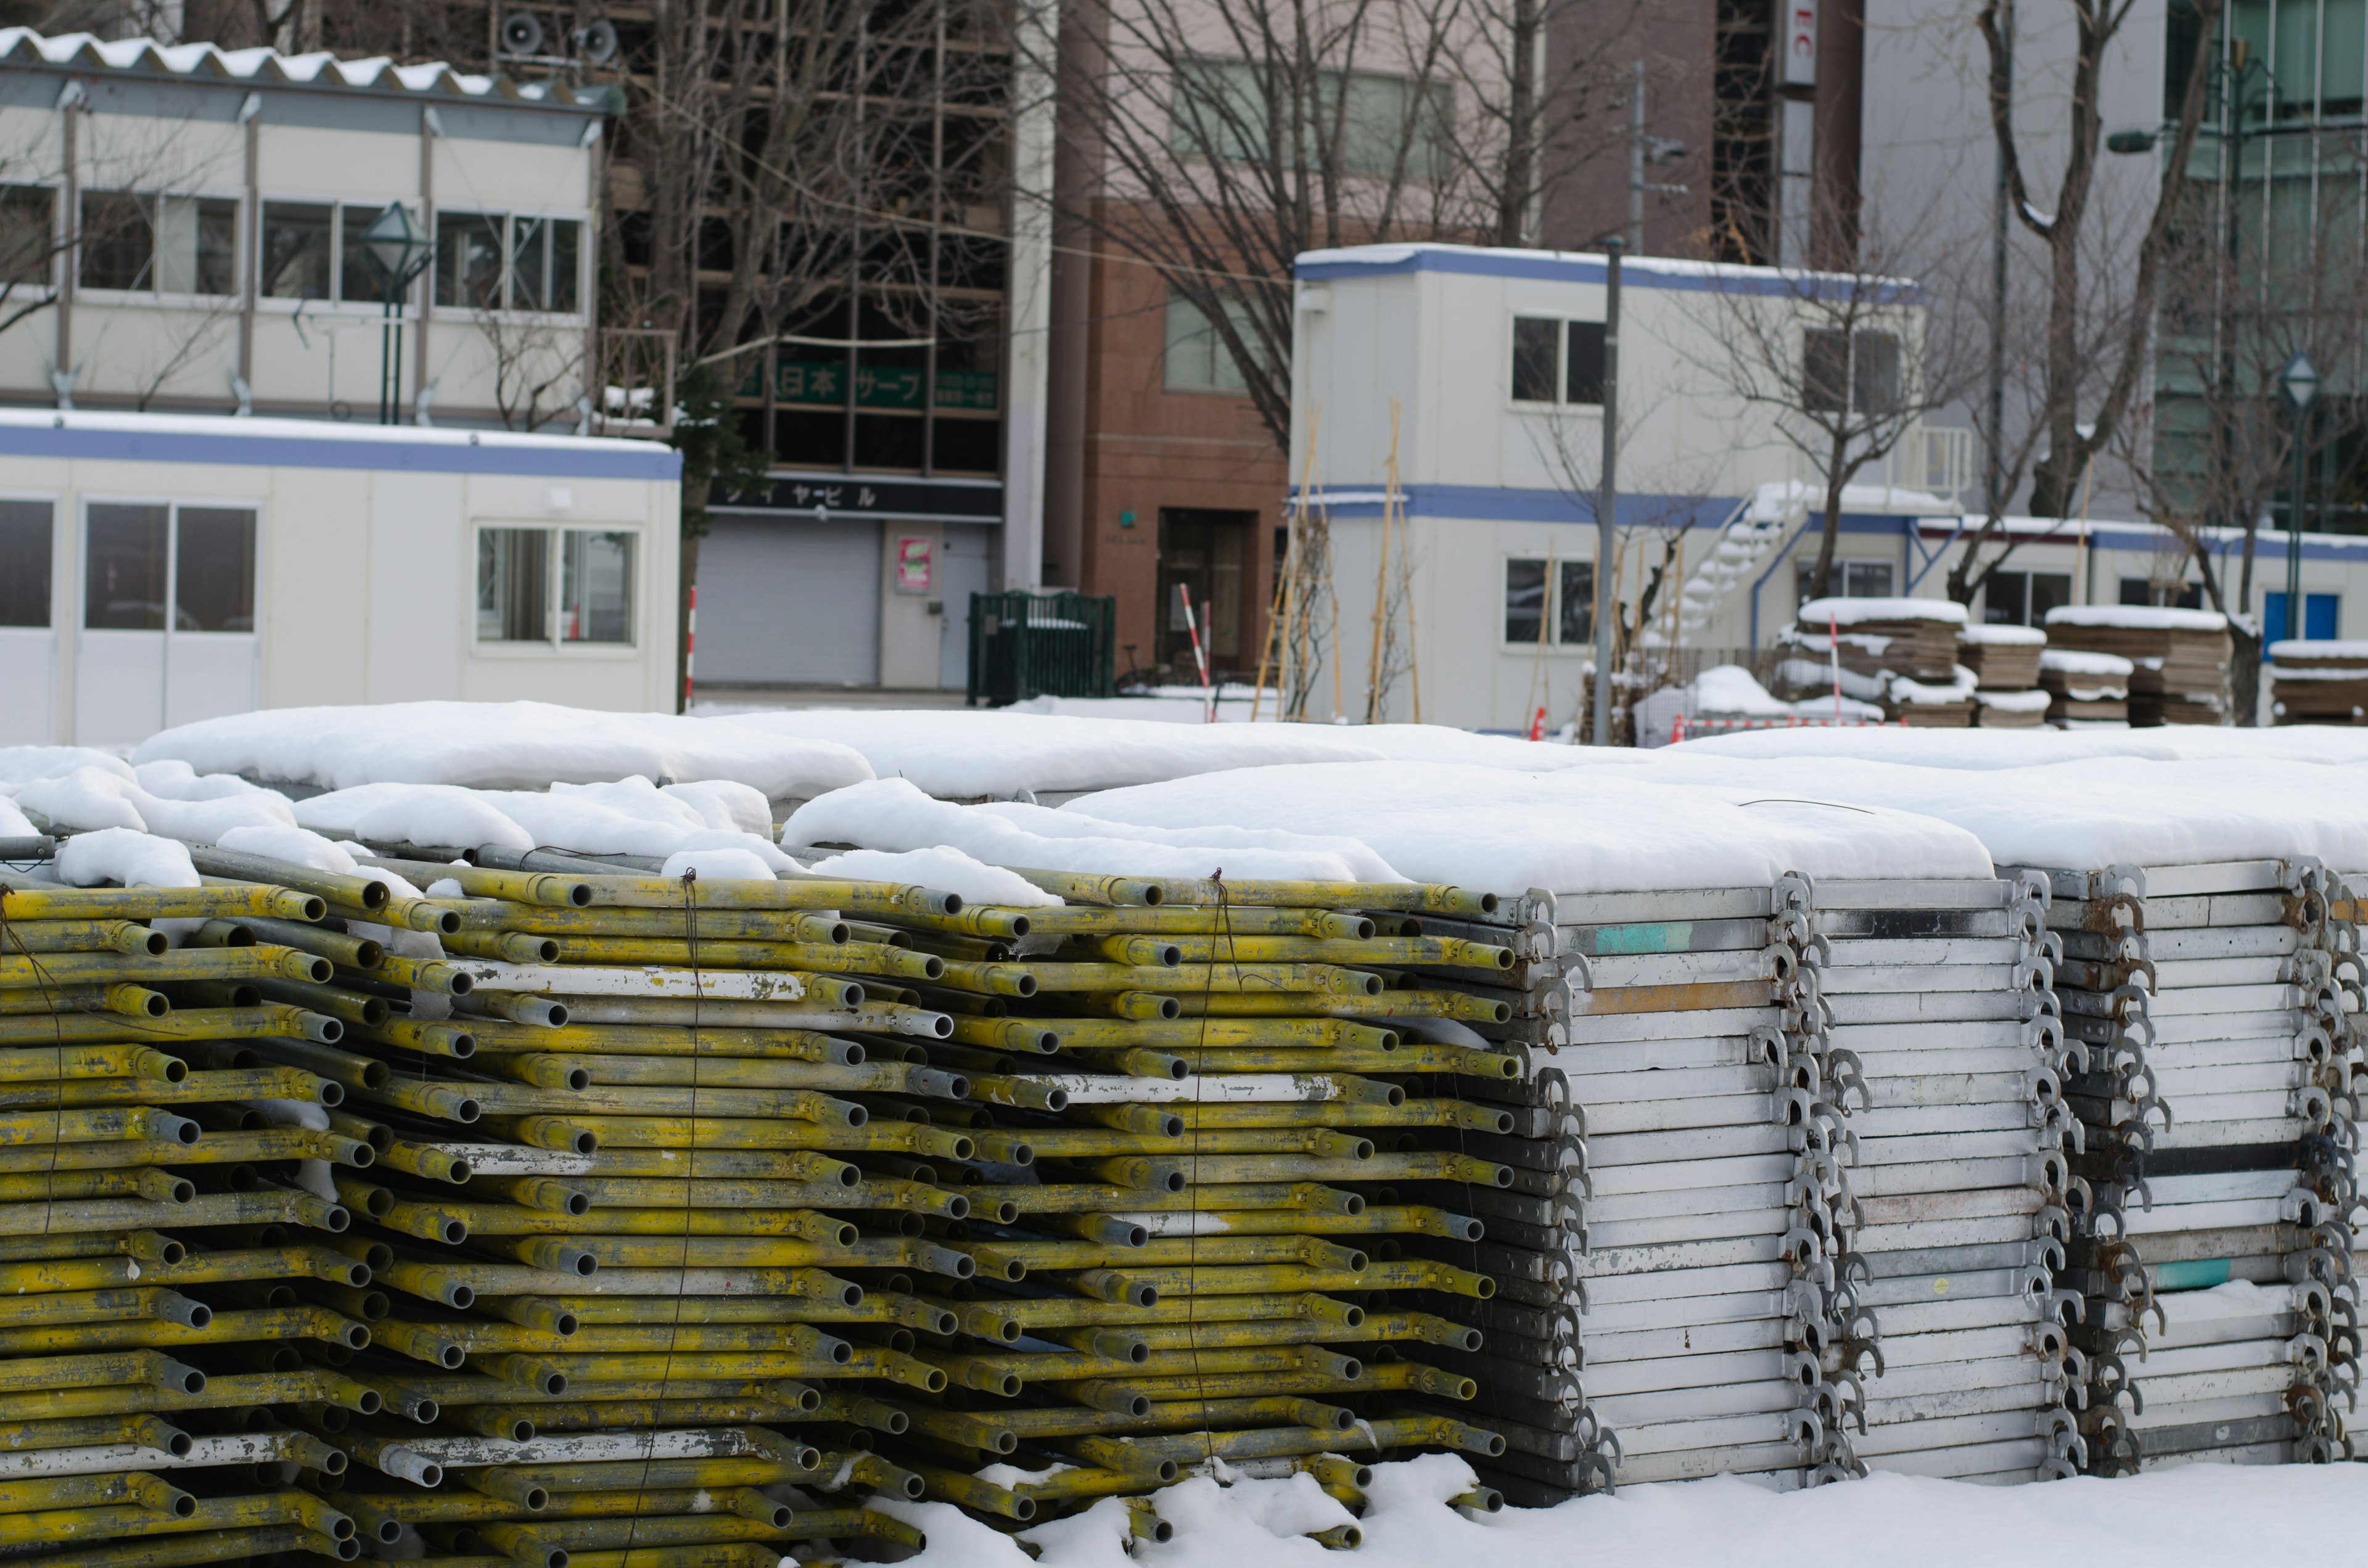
xmin=260 ymin=202 xmax=335 ymax=300
xmin=84 ymin=502 xmax=254 ymax=632
xmin=2265 ymin=591 xmax=2340 ymax=641
xmin=1983 ymin=569 xmax=2071 ymax=626
xmin=1803 ymin=327 xmax=1902 ymax=415
xmin=1164 ymin=292 xmax=1254 ymax=393
xmin=1510 ymin=318 xmax=1607 ymax=406
xmin=479 ymin=526 xmax=635 ymax=646
xmin=1506 ymin=557 xmax=1597 ymax=645
xmin=437 ymin=213 xmax=586 ymax=315
xmin=1172 ymin=60 xmax=1452 ymax=180
xmin=0 ymin=187 xmax=54 ymax=292
xmin=0 ymin=501 xmax=53 ymax=628
xmin=78 ymin=192 xmax=236 ymax=295
xmin=2119 ymin=576 xmax=2205 ymax=609
xmin=1796 ymin=559 xmax=1896 ymax=604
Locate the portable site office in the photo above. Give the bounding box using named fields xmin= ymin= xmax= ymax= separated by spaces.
xmin=0 ymin=409 xmax=681 ymax=749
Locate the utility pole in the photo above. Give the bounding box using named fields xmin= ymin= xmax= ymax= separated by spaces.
xmin=1627 ymin=60 xmax=1689 ymax=255
xmin=1986 ymin=1 xmax=2010 ymax=521
xmin=1592 ymin=239 xmax=1622 ymax=747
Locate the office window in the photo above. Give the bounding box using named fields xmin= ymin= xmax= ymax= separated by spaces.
xmin=437 ymin=213 xmax=506 ymax=310
xmin=561 ymin=530 xmax=634 ymax=643
xmin=88 ymin=193 xmax=238 ymax=295
xmin=175 ymin=509 xmax=257 ymax=632
xmin=1558 ymin=560 xmax=1595 ymax=643
xmin=1983 ymin=570 xmax=2071 ymax=626
xmin=78 ymin=192 xmax=151 ymax=290
xmin=85 ymin=504 xmax=170 ymax=630
xmin=1171 ymin=60 xmax=1452 ymax=180
xmin=1505 ymin=558 xmax=1547 ymax=642
xmin=478 ymin=528 xmax=549 ymax=641
xmin=481 ymin=527 xmax=636 ymax=646
xmin=511 ymin=216 xmax=585 ymax=314
xmin=2265 ymin=591 xmax=2340 ymax=641
xmin=2119 ymin=577 xmax=2205 ymax=609
xmin=1164 ymin=292 xmax=1253 ymax=393
xmin=1796 ymin=559 xmax=1895 ymax=604
xmin=1803 ymin=327 xmax=1902 ymax=415
xmin=261 ymin=202 xmax=334 ymax=300
xmin=0 ymin=187 xmax=52 ymax=290
xmin=0 ymin=501 xmax=52 ymax=628
xmin=1511 ymin=318 xmax=1608 ymax=406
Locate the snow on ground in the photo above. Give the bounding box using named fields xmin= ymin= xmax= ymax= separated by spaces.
xmin=135 ymin=701 xmax=874 ymax=797
xmin=1068 ymin=761 xmax=1993 ymax=895
xmin=888 ymin=1454 xmax=2368 ymax=1568
xmin=1672 ymin=721 xmax=2368 ymax=767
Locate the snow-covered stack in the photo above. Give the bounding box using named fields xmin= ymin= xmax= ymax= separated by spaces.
xmin=2043 ymin=607 xmax=2232 ymax=727
xmin=2039 ymin=651 xmax=2134 ymax=727
xmin=1805 ymin=873 xmax=2084 ymax=1482
xmin=1958 ymin=626 xmax=2052 ymax=731
xmin=2018 ymin=858 xmax=2358 ymax=1471
xmin=1777 ymin=600 xmax=1977 ymax=728
xmin=2268 ymin=641 xmax=2368 ymax=726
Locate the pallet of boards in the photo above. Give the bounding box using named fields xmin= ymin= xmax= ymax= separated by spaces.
xmin=2267 ymin=642 xmax=2368 ymax=726
xmin=1773 ymin=599 xmax=1968 ymax=707
xmin=5 ymin=844 xmax=1518 ymax=1555
xmin=1957 ymin=625 xmax=2047 ymax=693
xmin=1802 ymin=874 xmax=2084 ymax=1483
xmin=2042 ymin=607 xmax=2232 ymax=727
xmin=2040 ymin=652 xmax=2132 ymax=728
xmin=2008 ymin=858 xmax=2359 ymax=1471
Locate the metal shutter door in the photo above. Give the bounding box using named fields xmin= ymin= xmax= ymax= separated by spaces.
xmin=697 ymin=516 xmax=881 ymax=686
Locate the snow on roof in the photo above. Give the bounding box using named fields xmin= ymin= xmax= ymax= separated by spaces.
xmin=1068 ymin=760 xmax=1994 ymax=897
xmin=0 ymin=27 xmax=612 ymax=110
xmin=133 ymin=702 xmax=874 ymax=798
xmin=1797 ymin=596 xmax=1970 ymax=628
xmin=1746 ymin=478 xmax=1958 ymax=521
xmin=1959 ymin=623 xmax=2047 ymax=646
xmin=2045 ymin=604 xmax=2227 ymax=633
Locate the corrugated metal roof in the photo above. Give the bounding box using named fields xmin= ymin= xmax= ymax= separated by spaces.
xmin=0 ymin=27 xmax=615 ymax=113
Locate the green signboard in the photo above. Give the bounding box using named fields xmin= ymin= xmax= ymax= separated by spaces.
xmin=739 ymin=358 xmax=998 ymax=413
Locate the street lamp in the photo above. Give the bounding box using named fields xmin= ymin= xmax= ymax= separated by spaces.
xmin=359 ymin=202 xmax=435 ymax=426
xmin=2281 ymin=348 xmax=2320 ymax=644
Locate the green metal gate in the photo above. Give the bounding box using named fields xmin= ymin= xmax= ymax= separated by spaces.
xmin=966 ymin=590 xmax=1116 ymax=705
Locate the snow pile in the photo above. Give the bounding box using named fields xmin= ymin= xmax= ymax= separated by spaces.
xmin=2269 ymin=638 xmax=2368 ymax=660
xmin=295 ymin=784 xmax=539 ymax=853
xmin=0 ymin=797 xmax=36 ymax=840
xmin=1668 ymin=723 xmax=2368 ymax=768
xmin=132 ymin=758 xmax=274 ymax=801
xmin=1886 ymin=665 xmax=1979 ymax=706
xmin=286 ymin=776 xmax=792 ymax=868
xmin=1796 ymin=596 xmax=1968 ymax=627
xmin=479 ymin=783 xmax=796 ymax=868
xmin=1971 ymin=689 xmax=2054 ymax=713
xmin=53 ymin=828 xmax=200 ymax=889
xmin=713 ymin=708 xmax=1391 ymax=798
xmin=659 ymin=847 xmax=780 ymax=883
xmin=886 ymin=1451 xmax=2367 ymax=1568
xmin=1070 ymin=761 xmax=1992 ymax=895
xmin=216 ymin=824 xmax=371 ymax=876
xmin=136 ymin=701 xmax=875 ymax=798
xmin=10 ymin=766 xmax=297 ymax=842
xmin=787 ymin=778 xmax=1407 ymax=884
xmin=804 ymin=847 xmax=1064 ymax=908
xmin=0 ymin=747 xmax=134 ymax=787
xmin=2041 ymin=649 xmax=2135 ymax=678
xmin=2045 ymin=604 xmax=2227 ymax=632
xmin=1958 ymin=623 xmax=2047 ymax=645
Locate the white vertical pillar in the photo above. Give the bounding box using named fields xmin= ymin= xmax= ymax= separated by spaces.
xmin=1000 ymin=0 xmax=1057 ymax=593
xmin=1777 ymin=0 xmax=1817 ymax=266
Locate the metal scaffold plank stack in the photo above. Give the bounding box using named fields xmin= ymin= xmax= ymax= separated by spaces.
xmin=1806 ymin=874 xmax=2084 ymax=1482
xmin=0 ymin=839 xmax=1516 ymax=1558
xmin=2019 ymin=858 xmax=2361 ymax=1472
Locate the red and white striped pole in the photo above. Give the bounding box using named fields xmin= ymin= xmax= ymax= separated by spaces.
xmin=683 ymin=583 xmax=697 ymax=712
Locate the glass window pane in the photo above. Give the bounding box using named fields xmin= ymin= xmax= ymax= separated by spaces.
xmin=1505 ymin=558 xmax=1545 ymax=642
xmin=512 ymin=217 xmax=551 ymax=312
xmin=0 ymin=501 xmax=52 ymax=628
xmin=1558 ymin=560 xmax=1595 ymax=643
xmin=2326 ymin=0 xmax=2367 ymax=116
xmin=549 ymin=219 xmax=581 ymax=314
xmin=437 ymin=213 xmax=506 ymax=310
xmin=174 ymin=507 xmax=256 ymax=632
xmin=197 ymin=198 xmax=237 ymax=295
xmin=0 ymin=186 xmax=53 ymax=289
xmin=478 ymin=527 xmax=549 ymax=641
xmin=1564 ymin=321 xmax=1606 ymax=405
xmin=1511 ymin=318 xmax=1558 ymax=402
xmin=79 ymin=192 xmax=152 ymax=290
xmin=2030 ymin=573 xmax=2072 ymax=623
xmin=1803 ymin=328 xmax=1849 ymax=413
xmin=1852 ymin=330 xmax=1902 ymax=414
xmin=1983 ymin=570 xmax=2026 ymax=625
xmin=1164 ymin=293 xmax=1234 ymax=391
xmin=342 ymin=204 xmax=412 ymax=305
xmin=85 ymin=504 xmax=169 ymax=631
xmin=260 ymin=202 xmax=333 ymax=300
xmin=1844 ymin=561 xmax=1894 ymax=597
xmin=561 ymin=530 xmax=635 ymax=644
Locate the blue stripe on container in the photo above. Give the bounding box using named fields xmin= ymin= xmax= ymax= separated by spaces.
xmin=0 ymin=424 xmax=682 ymax=480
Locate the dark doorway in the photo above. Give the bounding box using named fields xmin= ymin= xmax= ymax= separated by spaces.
xmin=1157 ymin=509 xmax=1252 ymax=675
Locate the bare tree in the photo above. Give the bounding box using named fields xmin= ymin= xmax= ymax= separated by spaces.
xmin=1692 ymin=232 xmax=1972 ymax=600
xmin=475 ymin=306 xmax=585 ymax=432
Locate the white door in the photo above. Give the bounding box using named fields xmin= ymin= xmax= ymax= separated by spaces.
xmin=0 ymin=500 xmax=56 ymax=744
xmin=937 ymin=522 xmax=995 ymax=689
xmin=75 ymin=502 xmax=258 ymax=748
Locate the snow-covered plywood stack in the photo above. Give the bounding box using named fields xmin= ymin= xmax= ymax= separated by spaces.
xmin=1778 ymin=600 xmax=1976 ymax=728
xmin=1959 ymin=626 xmax=2052 ymax=731
xmin=2044 ymin=608 xmax=2232 ymax=728
xmin=2268 ymin=642 xmax=2368 ymax=726
xmin=2040 ymin=651 xmax=2134 ymax=728
xmin=2017 ymin=859 xmax=2358 ymax=1471
xmin=1807 ymin=873 xmax=2082 ymax=1482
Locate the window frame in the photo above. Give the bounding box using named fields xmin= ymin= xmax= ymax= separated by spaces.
xmin=1502 ymin=552 xmax=1600 ymax=652
xmin=0 ymin=491 xmax=62 ymax=633
xmin=1162 ymin=290 xmax=1256 ymax=395
xmin=435 ymin=209 xmax=592 ymax=321
xmin=471 ymin=522 xmax=642 ymax=655
xmin=76 ymin=494 xmax=265 ymax=639
xmin=256 ymin=196 xmax=431 ymax=313
xmin=1507 ymin=314 xmax=1611 ymax=411
xmin=0 ymin=184 xmax=61 ymax=299
xmin=73 ymin=188 xmax=245 ymax=305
